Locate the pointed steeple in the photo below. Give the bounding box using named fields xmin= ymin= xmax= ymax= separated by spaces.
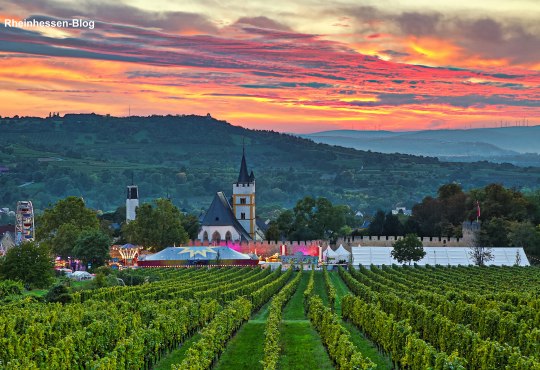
xmin=237 ymin=142 xmax=251 ymax=183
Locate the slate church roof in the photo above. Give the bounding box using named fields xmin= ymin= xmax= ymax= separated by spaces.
xmin=201 ymin=192 xmax=252 ymax=240
xmin=237 ymin=149 xmax=252 ymax=184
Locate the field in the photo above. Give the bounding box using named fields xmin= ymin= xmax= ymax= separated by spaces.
xmin=1 ymin=265 xmax=540 ymax=369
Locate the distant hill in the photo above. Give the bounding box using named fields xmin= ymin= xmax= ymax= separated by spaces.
xmin=301 ymin=126 xmax=540 ymax=166
xmin=0 ymin=114 xmax=539 ymax=216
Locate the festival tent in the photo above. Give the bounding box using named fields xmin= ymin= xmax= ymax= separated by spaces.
xmin=334 ymin=244 xmax=351 ymax=262
xmin=138 ymin=246 xmax=259 ymax=267
xmin=323 ymin=246 xmax=338 ymax=262
xmin=351 ymin=247 xmax=530 ymax=267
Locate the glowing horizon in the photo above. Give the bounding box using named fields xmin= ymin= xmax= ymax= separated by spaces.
xmin=0 ymin=0 xmax=538 ymax=133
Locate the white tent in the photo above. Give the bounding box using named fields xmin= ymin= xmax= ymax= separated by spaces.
xmin=351 ymin=246 xmax=530 ymax=267
xmin=324 ymin=247 xmax=338 ymax=261
xmin=335 ymin=244 xmax=351 ymax=262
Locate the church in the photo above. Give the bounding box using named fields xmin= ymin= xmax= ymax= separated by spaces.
xmin=198 ymin=148 xmax=265 ymax=242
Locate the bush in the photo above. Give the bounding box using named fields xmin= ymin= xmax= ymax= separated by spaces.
xmin=0 ymin=280 xmax=24 ymax=299
xmin=45 ymin=284 xmax=73 ymax=304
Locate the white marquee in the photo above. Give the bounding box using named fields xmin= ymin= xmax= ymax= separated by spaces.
xmin=352 ymin=246 xmax=530 ymax=267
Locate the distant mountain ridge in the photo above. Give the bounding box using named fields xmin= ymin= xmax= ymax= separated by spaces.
xmin=301 ymin=126 xmax=540 ymax=166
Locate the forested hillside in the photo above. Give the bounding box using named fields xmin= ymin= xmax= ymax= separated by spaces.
xmin=0 ymin=114 xmax=539 ymax=216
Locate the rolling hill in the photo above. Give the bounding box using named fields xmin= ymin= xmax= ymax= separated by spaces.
xmin=0 ymin=114 xmax=539 ymax=217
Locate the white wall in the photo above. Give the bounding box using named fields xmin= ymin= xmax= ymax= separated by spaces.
xmin=198 ymin=225 xmax=240 ymax=241
xmin=352 ymin=246 xmax=530 ymax=266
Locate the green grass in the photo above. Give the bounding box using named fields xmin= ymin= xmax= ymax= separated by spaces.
xmin=70 ymin=280 xmax=93 ymax=289
xmin=251 ymin=299 xmax=271 ymax=322
xmin=278 ymin=321 xmax=334 ymax=370
xmin=22 ymin=289 xmax=47 ymax=298
xmin=214 ymin=299 xmax=273 ymax=369
xmin=213 ymin=322 xmax=266 ymax=370
xmin=328 ymin=271 xmax=393 ymax=370
xmin=278 ymin=271 xmax=334 ymax=370
xmin=282 ymin=272 xmax=310 ymax=320
xmin=313 ymin=271 xmax=330 ymax=306
xmin=153 ymin=332 xmax=201 ymax=370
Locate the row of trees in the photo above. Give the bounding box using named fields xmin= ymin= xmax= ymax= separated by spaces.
xmin=363 ymin=184 xmax=540 ymax=262
xmin=0 ymin=195 xmax=200 ymax=288
xmin=36 ymin=196 xmax=199 ymax=257
xmin=265 ymin=196 xmax=358 ymax=241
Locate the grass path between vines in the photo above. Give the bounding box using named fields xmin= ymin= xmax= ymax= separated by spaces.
xmin=153 ymin=332 xmax=201 ymax=370
xmin=213 ymin=299 xmax=273 ymax=370
xmin=278 ymin=271 xmax=334 ymax=370
xmin=328 ymin=270 xmax=393 ymax=370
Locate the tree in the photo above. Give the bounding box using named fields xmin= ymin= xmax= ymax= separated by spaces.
xmin=276 ymin=197 xmax=352 ymax=241
xmin=73 ymin=230 xmax=111 ymax=269
xmin=468 ymin=183 xmax=530 ymax=221
xmin=275 ymin=210 xmax=294 ymax=240
xmin=383 ymin=212 xmax=402 ymax=236
xmin=509 ymin=221 xmax=540 ymax=261
xmin=265 ymin=221 xmax=280 ymax=242
xmin=181 ymin=214 xmax=201 ymax=240
xmin=338 ymin=225 xmax=353 ymax=237
xmin=390 ymin=234 xmax=426 ymax=265
xmin=468 ymin=230 xmax=493 ymax=266
xmin=0 ymin=241 xmax=54 ymax=288
xmin=44 ymin=283 xmax=72 ymax=304
xmin=477 ymin=217 xmax=510 ymax=247
xmin=410 ymin=184 xmax=467 ymax=237
xmin=36 ymin=196 xmax=100 ymax=258
xmin=368 ymin=210 xmax=386 ymax=236
xmin=122 ymin=198 xmax=188 ymax=251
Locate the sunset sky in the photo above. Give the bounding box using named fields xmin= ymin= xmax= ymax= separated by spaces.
xmin=0 ymin=0 xmax=539 ymax=132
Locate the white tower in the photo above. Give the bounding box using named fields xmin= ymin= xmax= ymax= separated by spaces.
xmin=126 ymin=185 xmax=139 ymax=222
xmin=232 ymin=147 xmax=256 ymax=239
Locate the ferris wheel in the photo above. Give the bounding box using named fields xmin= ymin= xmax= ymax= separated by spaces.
xmin=15 ymin=201 xmax=35 ymax=245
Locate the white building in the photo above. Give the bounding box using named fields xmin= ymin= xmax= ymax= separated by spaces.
xmin=198 ymin=148 xmax=264 ymax=242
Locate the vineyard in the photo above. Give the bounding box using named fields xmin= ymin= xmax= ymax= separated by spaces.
xmin=1 ymin=265 xmax=540 ymax=369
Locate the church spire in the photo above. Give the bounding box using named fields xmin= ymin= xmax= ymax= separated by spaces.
xmin=237 ymin=141 xmax=251 ymax=183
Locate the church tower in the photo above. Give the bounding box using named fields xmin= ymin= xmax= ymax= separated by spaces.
xmin=126 ymin=185 xmax=139 ymax=222
xmin=232 ymin=146 xmax=256 ymax=239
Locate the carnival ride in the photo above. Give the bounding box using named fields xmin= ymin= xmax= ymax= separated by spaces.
xmin=15 ymin=201 xmax=35 ymax=245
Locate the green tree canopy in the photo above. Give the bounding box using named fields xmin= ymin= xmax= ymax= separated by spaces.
xmin=410 ymin=184 xmax=467 ymax=237
xmin=265 ymin=221 xmax=280 ymax=242
xmin=383 ymin=212 xmax=402 ymax=236
xmin=0 ymin=241 xmax=54 ymax=288
xmin=122 ymin=198 xmax=189 ymax=251
xmin=390 ymin=234 xmax=426 ymax=265
xmin=36 ymin=196 xmax=100 ymax=258
xmin=509 ymin=222 xmax=540 ymax=260
xmin=73 ymin=230 xmax=111 ymax=269
xmin=368 ymin=210 xmax=386 ymax=236
xmin=273 ymin=196 xmax=355 ymax=241
xmin=180 ymin=214 xmax=201 ymax=240
xmin=468 ymin=183 xmax=530 ymax=221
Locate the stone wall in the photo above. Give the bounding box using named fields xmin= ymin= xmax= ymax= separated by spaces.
xmin=336 ymin=221 xmax=481 ymax=249
xmin=335 ymin=235 xmax=467 ymax=248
